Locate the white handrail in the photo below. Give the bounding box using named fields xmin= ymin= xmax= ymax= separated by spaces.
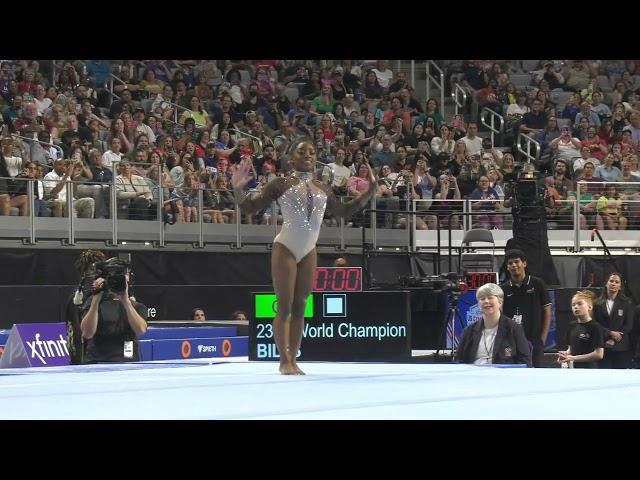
xmin=517 ymin=132 xmax=541 ymax=163
xmin=426 ymin=61 xmax=444 ymax=115
xmin=452 ymin=83 xmax=467 ymax=116
xmin=228 ymin=128 xmax=264 ymax=153
xmin=480 ymin=108 xmax=505 ymax=145
xmin=11 ymin=133 xmax=64 ymax=160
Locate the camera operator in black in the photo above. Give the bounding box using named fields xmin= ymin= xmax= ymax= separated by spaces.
xmin=500 ymin=249 xmax=552 ymax=367
xmin=80 ymin=258 xmax=148 ymax=363
xmin=503 ymin=164 xmax=560 ymax=287
xmin=66 ymin=250 xmax=106 ymax=364
xmin=503 ymin=165 xmax=551 ymax=226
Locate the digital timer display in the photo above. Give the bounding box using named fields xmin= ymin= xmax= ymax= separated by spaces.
xmin=465 ymin=272 xmax=498 ymax=289
xmin=313 ymin=267 xmax=362 ymax=292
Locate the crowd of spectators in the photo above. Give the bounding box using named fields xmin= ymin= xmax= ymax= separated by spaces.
xmin=2 ymin=59 xmax=640 ymax=230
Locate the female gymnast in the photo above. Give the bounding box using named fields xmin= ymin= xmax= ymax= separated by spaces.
xmin=232 ymin=139 xmax=377 ymax=374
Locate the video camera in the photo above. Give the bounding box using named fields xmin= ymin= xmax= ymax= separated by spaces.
xmin=398 ymin=272 xmax=469 ymax=295
xmin=96 ymin=258 xmax=130 ymax=293
xmin=505 ymin=163 xmax=546 ymax=221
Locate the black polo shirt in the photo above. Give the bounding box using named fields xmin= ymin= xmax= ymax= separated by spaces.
xmin=500 ymin=275 xmax=551 ymax=341
xmin=568 ymin=320 xmax=604 ymax=369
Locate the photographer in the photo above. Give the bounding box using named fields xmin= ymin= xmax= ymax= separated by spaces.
xmin=67 ymin=250 xmax=106 ymax=364
xmin=80 ymin=258 xmax=148 ymax=363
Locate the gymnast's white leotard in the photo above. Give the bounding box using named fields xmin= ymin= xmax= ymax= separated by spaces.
xmin=274 ymin=172 xmax=327 ymax=263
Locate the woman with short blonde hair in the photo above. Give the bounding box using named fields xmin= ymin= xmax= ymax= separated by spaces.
xmin=456 ymin=283 xmax=531 ymax=366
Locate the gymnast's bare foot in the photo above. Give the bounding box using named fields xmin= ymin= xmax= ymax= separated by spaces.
xmin=279 ymin=360 xmax=297 ymax=375
xmin=279 ymin=347 xmax=296 ymax=374
xmin=292 ymin=361 xmax=305 ymax=375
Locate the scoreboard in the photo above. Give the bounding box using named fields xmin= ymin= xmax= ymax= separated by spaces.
xmin=249 ymin=290 xmax=411 ymax=362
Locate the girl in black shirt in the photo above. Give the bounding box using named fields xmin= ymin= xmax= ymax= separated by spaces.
xmin=558 ymin=290 xmax=604 ymax=368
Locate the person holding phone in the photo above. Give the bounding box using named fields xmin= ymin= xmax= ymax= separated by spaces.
xmin=414 ymin=98 xmax=442 ymax=129
xmin=480 ymin=137 xmax=503 ymax=169
xmin=469 ymin=175 xmax=503 ymax=229
xmin=43 ymin=158 xmax=95 ymax=218
xmin=430 ymin=167 xmax=461 ymax=229
xmin=232 ymin=139 xmax=377 ymax=375
xmin=450 ymin=114 xmax=467 ymax=140
xmin=549 ymin=126 xmax=582 ymax=165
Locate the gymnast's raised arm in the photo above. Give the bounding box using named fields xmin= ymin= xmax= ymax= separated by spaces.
xmin=323 ymin=164 xmax=378 ymax=219
xmin=231 ymin=157 xmax=287 ymax=215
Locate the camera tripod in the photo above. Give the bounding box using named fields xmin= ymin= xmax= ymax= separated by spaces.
xmin=434 ymin=291 xmax=465 ymax=360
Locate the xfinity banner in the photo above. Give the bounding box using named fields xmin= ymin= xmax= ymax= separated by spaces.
xmin=0 ymin=323 xmax=70 ymax=368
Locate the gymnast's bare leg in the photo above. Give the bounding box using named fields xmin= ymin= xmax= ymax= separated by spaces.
xmin=271 ymin=242 xmax=296 ymax=374
xmin=288 ymin=247 xmax=317 ymax=375
xmin=271 ymin=242 xmax=316 ymax=375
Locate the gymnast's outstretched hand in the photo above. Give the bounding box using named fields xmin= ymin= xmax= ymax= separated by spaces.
xmin=365 ymin=164 xmax=378 ymax=197
xmin=231 ymin=157 xmax=253 ymax=192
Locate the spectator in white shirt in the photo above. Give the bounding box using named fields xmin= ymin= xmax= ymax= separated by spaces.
xmin=102 ymin=137 xmax=122 ymax=170
xmin=43 ymin=159 xmax=94 ymax=217
xmin=370 ymin=60 xmax=394 ymax=90
xmin=461 ymin=122 xmax=483 ymax=157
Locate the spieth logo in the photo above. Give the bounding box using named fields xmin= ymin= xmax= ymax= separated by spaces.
xmin=466 ymin=303 xmax=483 ymax=327
xmin=27 ymin=333 xmax=69 ymax=364
xmin=197 ymin=345 xmax=217 ymax=353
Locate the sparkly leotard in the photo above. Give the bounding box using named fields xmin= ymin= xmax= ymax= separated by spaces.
xmin=274 ymin=171 xmax=328 ymax=263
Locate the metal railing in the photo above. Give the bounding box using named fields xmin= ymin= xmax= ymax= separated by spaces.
xmin=517 ymin=132 xmax=541 ymax=163
xmin=425 ymin=61 xmax=445 ymax=116
xmin=105 ymin=73 xmax=125 ymax=106
xmin=364 ymin=204 xmax=412 ymax=252
xmin=152 ymin=98 xmax=190 ymax=125
xmin=5 ymin=179 xmax=640 ymax=253
xmin=228 ymin=129 xmax=264 ymax=153
xmin=479 ymin=108 xmax=504 ymax=145
xmin=105 ymin=72 xmax=191 ymax=125
xmin=10 ymin=133 xmax=64 ymax=161
xmin=452 ymin=83 xmax=467 ymax=116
